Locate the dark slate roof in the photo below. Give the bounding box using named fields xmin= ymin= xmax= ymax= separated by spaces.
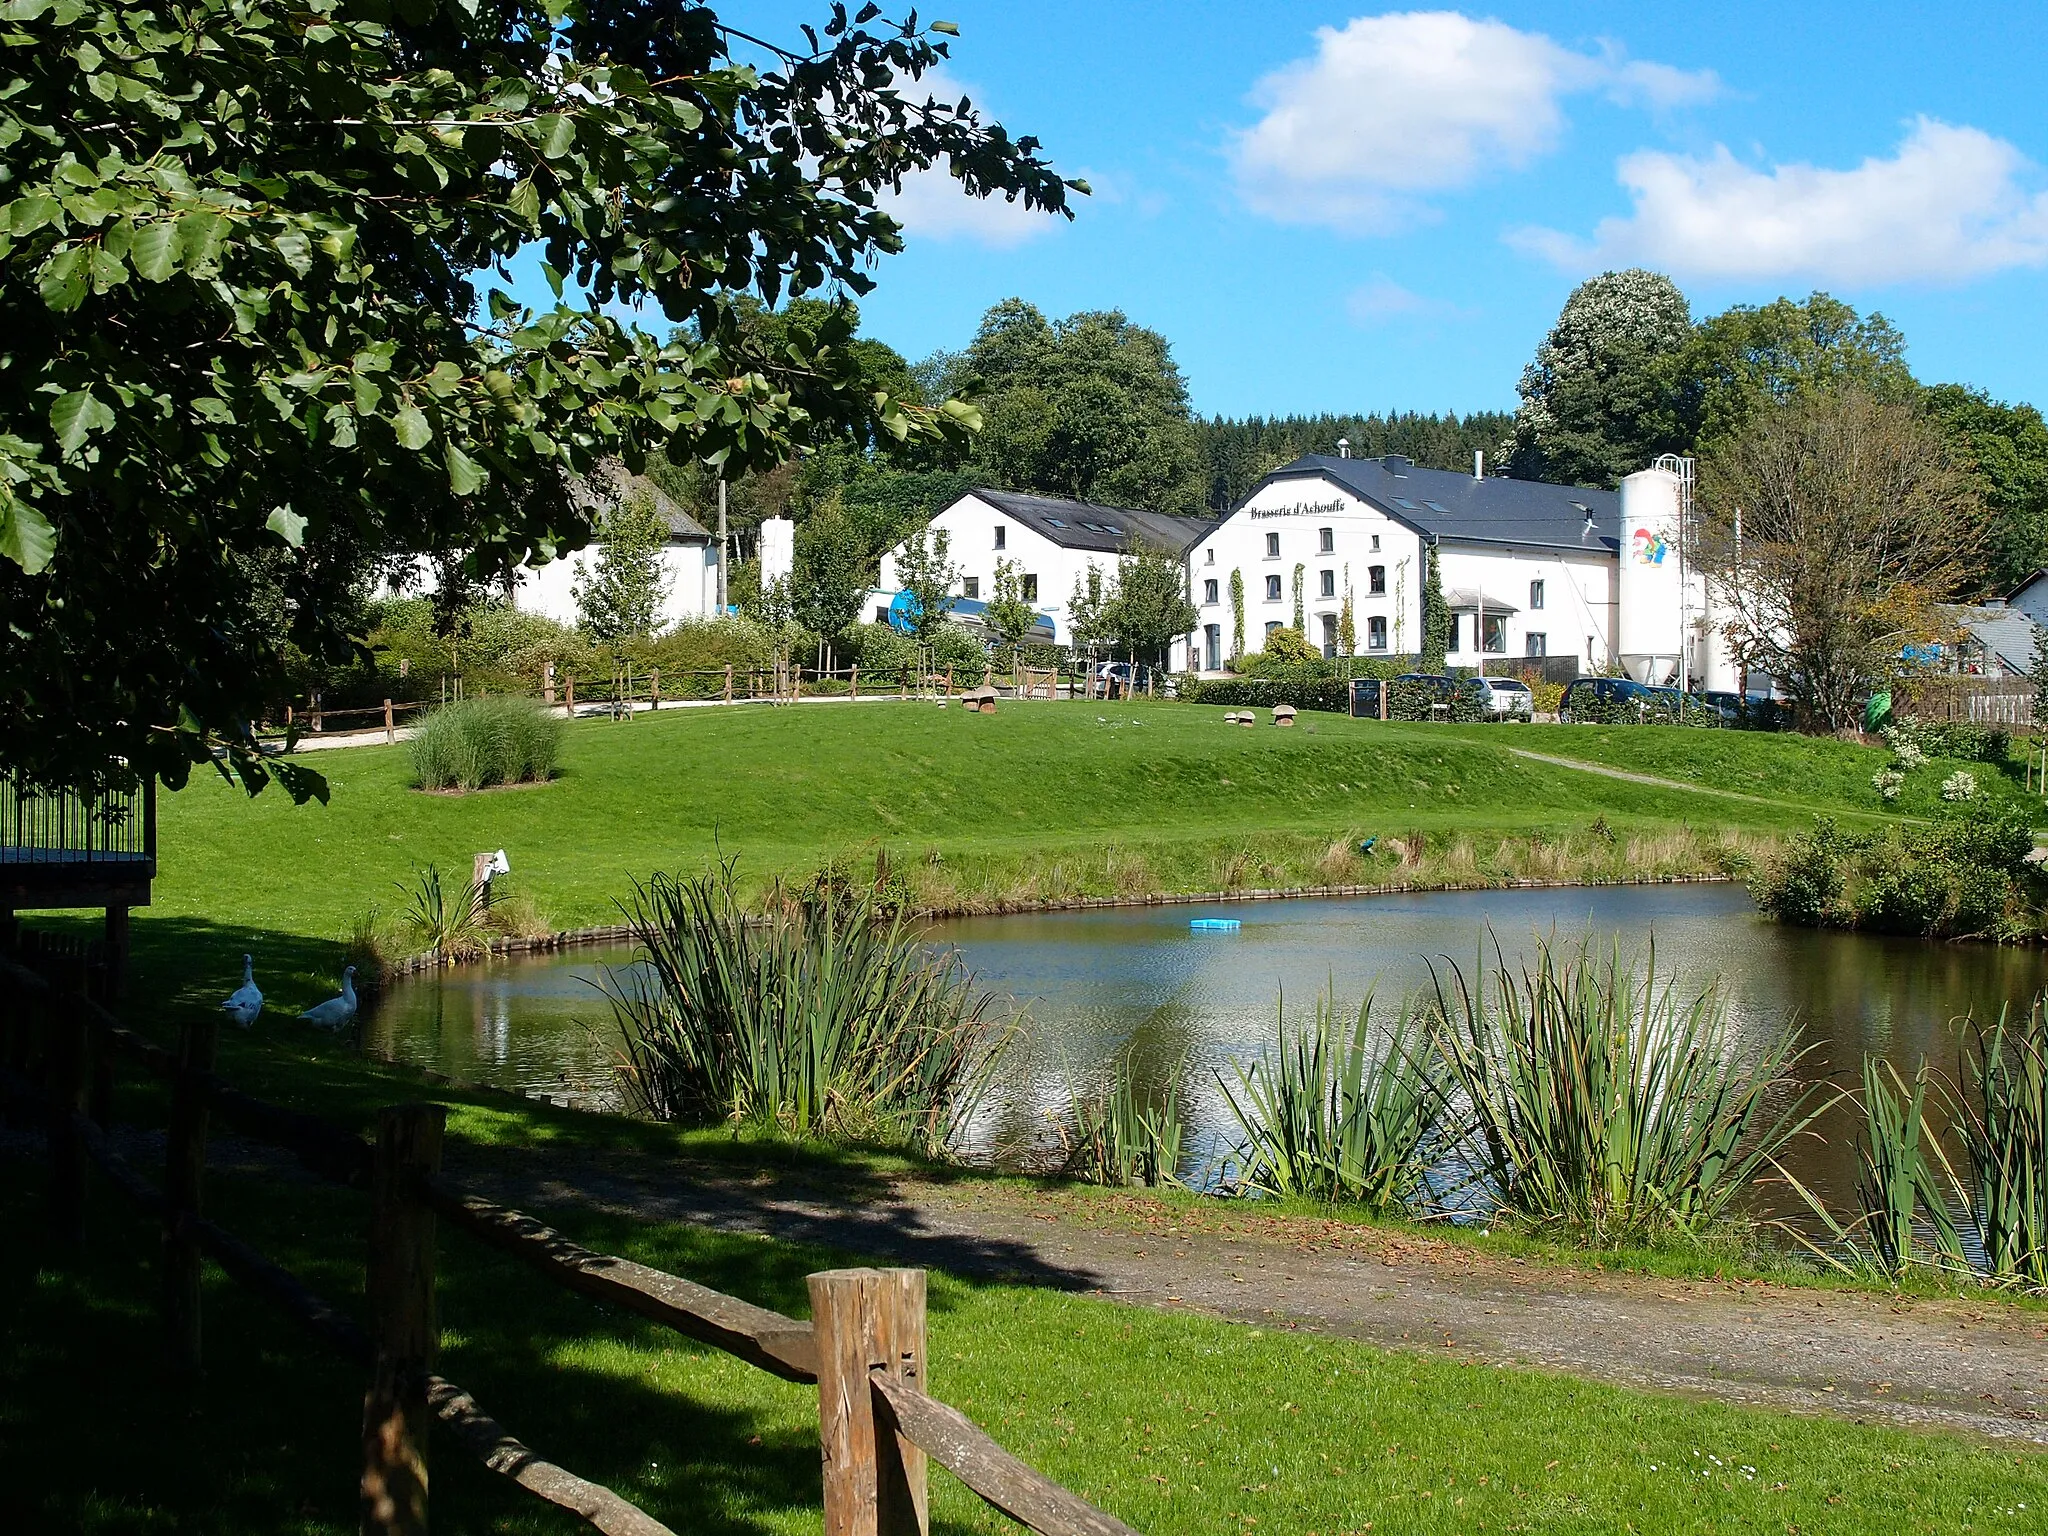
xmin=1946 ymin=603 xmax=2039 ymax=675
xmin=1253 ymin=454 xmax=1620 ymax=555
xmin=964 ymin=488 xmax=1215 ymax=556
xmin=572 ymin=460 xmax=712 ymax=542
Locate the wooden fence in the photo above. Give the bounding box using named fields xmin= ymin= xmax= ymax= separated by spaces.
xmin=270 ymin=657 xmax=1163 ymax=741
xmin=0 ymin=952 xmax=1140 ymax=1536
xmin=1893 ymin=676 xmax=2039 ymax=729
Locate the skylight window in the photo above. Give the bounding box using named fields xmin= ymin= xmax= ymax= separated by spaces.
xmin=1046 ymin=517 xmax=1068 ymax=528
xmin=1078 ymin=521 xmax=1103 ymax=532
xmin=1423 ymin=501 xmax=1452 ymax=514
xmin=1102 ymin=524 xmax=1124 ymax=535
xmin=1390 ymin=497 xmax=1420 ymax=511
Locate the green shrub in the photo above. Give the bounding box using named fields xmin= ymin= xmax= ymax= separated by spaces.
xmin=408 ymin=695 xmax=564 ymax=791
xmin=1184 ymin=677 xmax=1350 ymax=713
xmin=1751 ymin=807 xmax=2040 ymax=940
xmin=1893 ymin=718 xmax=2011 ymax=764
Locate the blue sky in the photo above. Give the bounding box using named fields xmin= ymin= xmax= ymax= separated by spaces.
xmin=562 ymin=3 xmax=2048 ymax=419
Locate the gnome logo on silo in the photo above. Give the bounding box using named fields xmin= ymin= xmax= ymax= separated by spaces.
xmin=1631 ymin=527 xmax=1670 ymax=565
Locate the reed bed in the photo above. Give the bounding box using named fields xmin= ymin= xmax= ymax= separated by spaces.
xmin=609 ymin=862 xmax=1007 ymax=1152
xmin=1061 ymin=1047 xmax=1186 ymax=1187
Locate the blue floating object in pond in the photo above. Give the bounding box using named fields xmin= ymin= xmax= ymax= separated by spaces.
xmin=1189 ymin=917 xmax=1241 ymax=933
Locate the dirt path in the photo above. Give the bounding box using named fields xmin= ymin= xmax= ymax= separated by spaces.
xmin=451 ymin=1146 xmax=2048 ymax=1446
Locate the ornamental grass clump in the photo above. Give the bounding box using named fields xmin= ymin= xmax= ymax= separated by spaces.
xmin=1422 ymin=938 xmax=1818 ymax=1244
xmin=409 ymin=695 xmax=562 ymax=791
xmin=1062 ymin=1047 xmax=1185 ymax=1188
xmin=1221 ymin=990 xmax=1445 ymax=1211
xmin=609 ymin=861 xmax=1006 ymax=1153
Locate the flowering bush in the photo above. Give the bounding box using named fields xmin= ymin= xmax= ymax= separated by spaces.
xmin=1941 ymin=770 xmax=1979 ymax=802
xmin=1871 ymin=768 xmax=1905 ymax=802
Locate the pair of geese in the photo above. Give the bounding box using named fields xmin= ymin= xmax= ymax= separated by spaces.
xmin=219 ymin=954 xmax=357 ymax=1031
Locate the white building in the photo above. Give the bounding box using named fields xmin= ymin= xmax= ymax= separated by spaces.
xmin=388 ymin=464 xmax=723 ymax=631
xmin=1182 ymin=453 xmax=1623 ymax=676
xmin=873 ymin=488 xmax=1212 ymax=645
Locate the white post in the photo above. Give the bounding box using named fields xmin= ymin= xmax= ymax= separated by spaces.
xmin=717 ymin=478 xmax=729 ymax=610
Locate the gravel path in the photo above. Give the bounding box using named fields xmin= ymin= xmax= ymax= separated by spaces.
xmin=450 ymin=1146 xmax=2048 ymax=1446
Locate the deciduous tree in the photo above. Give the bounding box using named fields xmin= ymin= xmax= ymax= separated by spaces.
xmin=1696 ymin=390 xmax=1982 ymax=731
xmin=0 ymin=0 xmax=1073 ymax=794
xmin=892 ymin=527 xmax=959 ymax=642
xmin=572 ymin=486 xmax=669 ymax=646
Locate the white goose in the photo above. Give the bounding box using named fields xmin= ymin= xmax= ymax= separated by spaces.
xmin=220 ymin=953 xmax=263 ymax=1029
xmin=297 ymin=965 xmax=358 ymax=1032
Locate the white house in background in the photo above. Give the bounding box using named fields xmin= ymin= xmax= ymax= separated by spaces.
xmin=389 ymin=463 xmax=724 ymax=631
xmin=873 ymin=488 xmax=1213 ymax=645
xmin=1184 ymin=453 xmax=1624 ymax=676
xmin=513 ymin=466 xmax=721 ymax=630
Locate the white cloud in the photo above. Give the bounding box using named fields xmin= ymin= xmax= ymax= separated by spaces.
xmin=1232 ymin=11 xmax=1718 ymax=234
xmin=874 ymin=69 xmax=1063 ymax=249
xmin=1514 ymin=118 xmax=2048 ymax=285
xmin=1346 ymin=274 xmax=1473 ymax=324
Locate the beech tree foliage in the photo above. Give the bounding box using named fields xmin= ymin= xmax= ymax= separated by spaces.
xmin=0 ymin=0 xmax=1074 ymax=794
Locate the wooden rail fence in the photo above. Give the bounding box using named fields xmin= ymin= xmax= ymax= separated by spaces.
xmin=0 ymin=951 xmax=1139 ymax=1536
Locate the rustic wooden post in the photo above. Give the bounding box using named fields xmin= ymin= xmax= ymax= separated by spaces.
xmin=47 ymin=990 xmax=88 ymax=1245
xmin=384 ymin=699 xmax=396 ymax=744
xmin=942 ymin=668 xmax=952 ymax=701
xmin=164 ymin=1010 xmax=220 ymax=1381
xmin=563 ymin=675 xmax=575 ymax=716
xmin=362 ymin=1103 xmax=445 ymax=1536
xmin=899 ymin=669 xmax=907 ymax=701
xmin=650 ymin=668 xmax=661 ymax=708
xmin=850 ymin=665 xmax=859 ymax=701
xmin=723 ymin=663 xmax=733 ymax=704
xmin=809 ymin=1268 xmax=928 ymax=1536
xmin=1378 ymin=679 xmax=1388 ymax=721
xmin=543 ymin=660 xmax=557 ymax=704
xmin=312 ymin=691 xmax=323 ymax=734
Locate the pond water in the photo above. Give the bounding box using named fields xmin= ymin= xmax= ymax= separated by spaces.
xmin=362 ymin=883 xmax=2048 ymax=1221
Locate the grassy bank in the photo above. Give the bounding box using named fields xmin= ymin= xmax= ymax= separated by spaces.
xmin=119 ymin=701 xmax=2024 ymax=1016
xmin=8 ymin=1156 xmax=2045 ymax=1535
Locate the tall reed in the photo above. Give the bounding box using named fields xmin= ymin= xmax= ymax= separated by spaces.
xmin=609 ymin=862 xmax=1006 ymax=1152
xmin=1221 ymin=990 xmax=1444 ymax=1211
xmin=1950 ymin=999 xmax=2048 ymax=1286
xmin=399 ymin=862 xmax=490 ymax=961
xmin=1423 ymin=939 xmax=1818 ymax=1243
xmin=1063 ymin=1047 xmax=1185 ymax=1187
xmin=410 ymin=695 xmax=563 ymax=791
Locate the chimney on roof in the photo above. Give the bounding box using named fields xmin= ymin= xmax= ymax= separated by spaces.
xmin=1336 ymin=437 xmax=1351 ymax=459
xmin=1473 ymin=449 xmax=1484 ymax=480
xmin=1382 ymin=454 xmax=1411 ymax=473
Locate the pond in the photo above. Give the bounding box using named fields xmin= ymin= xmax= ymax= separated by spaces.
xmin=361 ymin=883 xmax=2048 ymax=1221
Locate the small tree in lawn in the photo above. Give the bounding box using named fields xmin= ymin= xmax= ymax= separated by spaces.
xmin=985 ymin=557 xmax=1039 ymax=676
xmin=1069 ymin=563 xmax=1112 ymax=652
xmin=573 ymin=487 xmax=669 ymax=649
xmin=893 ymin=526 xmax=960 ymax=642
xmin=1100 ymin=545 xmax=1199 ymax=673
xmin=1421 ymin=544 xmax=1450 ymax=671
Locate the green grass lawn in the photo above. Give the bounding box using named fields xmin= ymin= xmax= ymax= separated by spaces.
xmin=124 ymin=701 xmax=2015 ymax=1020
xmin=7 ymin=1158 xmax=2042 ymax=1536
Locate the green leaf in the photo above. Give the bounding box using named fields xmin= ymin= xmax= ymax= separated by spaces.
xmin=538 ymin=113 xmax=576 ymax=159
xmin=266 ymin=505 xmax=307 ymax=547
xmin=50 ymin=388 xmax=112 ymax=455
xmin=8 ymin=194 xmax=60 ymax=235
xmin=929 ymin=19 xmax=960 ymax=35
xmin=37 ymin=247 xmax=86 ymax=310
xmin=129 ymin=220 xmax=178 ymax=281
xmin=444 ymin=441 xmax=484 ymax=495
xmin=273 ymin=229 xmax=312 ymax=276
xmin=0 ymin=491 xmax=55 ymax=574
xmin=507 ymin=177 xmax=540 ymax=225
xmin=392 ymin=404 xmax=433 ymax=449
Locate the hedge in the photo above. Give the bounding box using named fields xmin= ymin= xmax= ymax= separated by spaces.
xmin=1182 ymin=677 xmax=1352 ymax=713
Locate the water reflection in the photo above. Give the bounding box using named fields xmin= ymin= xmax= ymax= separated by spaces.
xmin=366 ymin=884 xmax=2048 ymax=1217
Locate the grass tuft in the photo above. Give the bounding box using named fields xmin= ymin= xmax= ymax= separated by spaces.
xmin=409 ymin=694 xmax=563 ymax=791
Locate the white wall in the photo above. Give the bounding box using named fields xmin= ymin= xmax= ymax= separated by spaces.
xmin=875 ymin=494 xmax=1099 ymax=642
xmin=1190 ymin=473 xmax=1617 ymax=675
xmin=512 ymin=540 xmax=720 ymax=631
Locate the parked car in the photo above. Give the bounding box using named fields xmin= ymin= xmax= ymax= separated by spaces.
xmin=1394 ymin=672 xmax=1491 ymax=715
xmin=1558 ymin=676 xmax=1686 ymax=722
xmin=1480 ymin=677 xmax=1534 ymax=721
xmin=1090 ymin=661 xmax=1175 ymax=699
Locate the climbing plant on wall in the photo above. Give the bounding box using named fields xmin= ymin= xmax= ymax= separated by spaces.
xmin=1229 ymin=567 xmax=1245 ymax=663
xmin=1422 ymin=544 xmax=1450 ymax=671
xmin=1291 ymin=563 xmax=1305 ymax=631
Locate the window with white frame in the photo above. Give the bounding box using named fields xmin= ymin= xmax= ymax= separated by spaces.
xmin=1318 ymin=569 xmax=1335 ymax=598
xmin=1265 ymin=574 xmax=1282 ymax=601
xmin=1265 ymin=531 xmax=1280 ymax=558
xmin=1368 ymin=564 xmax=1385 ymax=595
xmin=1529 ymin=578 xmax=1545 ymax=611
xmin=1203 ymin=578 xmax=1218 ymax=604
xmin=1318 ymin=527 xmax=1334 ymax=553
xmin=1526 ymin=632 xmax=1548 ymax=657
xmin=1367 ymin=615 xmax=1387 ymax=650
xmin=961 ymin=577 xmax=979 ymax=599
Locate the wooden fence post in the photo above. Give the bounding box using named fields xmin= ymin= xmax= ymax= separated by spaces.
xmin=650 ymin=669 xmax=661 ymax=709
xmin=362 ymin=1103 xmax=445 ymax=1536
xmin=384 ymin=700 xmax=395 ymax=744
xmin=942 ymin=668 xmax=952 ymax=701
xmin=543 ymin=661 xmax=557 ymax=705
xmin=164 ymin=1010 xmax=220 ymax=1382
xmin=312 ymin=691 xmax=323 ymax=734
xmin=724 ymin=664 xmax=733 ymax=704
xmin=564 ymin=676 xmax=575 ymax=716
xmin=47 ymin=989 xmax=88 ymax=1245
xmin=850 ymin=665 xmax=859 ymax=701
xmin=809 ymin=1268 xmax=928 ymax=1536
xmin=1378 ymin=679 xmax=1388 ymax=721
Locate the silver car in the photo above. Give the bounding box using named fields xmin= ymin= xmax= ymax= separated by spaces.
xmin=1480 ymin=678 xmax=1534 ymax=721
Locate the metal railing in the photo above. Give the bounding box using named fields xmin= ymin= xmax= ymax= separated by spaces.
xmin=0 ymin=774 xmax=155 ymax=869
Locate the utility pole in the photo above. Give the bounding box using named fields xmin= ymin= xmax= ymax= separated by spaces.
xmin=716 ymin=477 xmax=729 ymax=610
